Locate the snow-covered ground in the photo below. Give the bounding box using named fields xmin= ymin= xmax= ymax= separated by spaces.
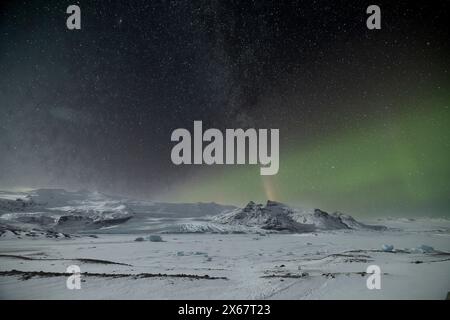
xmin=0 ymin=220 xmax=449 ymax=299
xmin=0 ymin=189 xmax=449 ymax=299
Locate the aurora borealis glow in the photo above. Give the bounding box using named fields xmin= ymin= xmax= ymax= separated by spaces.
xmin=170 ymin=93 xmax=450 ymax=217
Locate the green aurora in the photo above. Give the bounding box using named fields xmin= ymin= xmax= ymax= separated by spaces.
xmin=169 ymin=94 xmax=450 ymax=217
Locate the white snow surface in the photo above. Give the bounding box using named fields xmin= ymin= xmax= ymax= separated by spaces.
xmin=0 ymin=217 xmax=449 ymax=299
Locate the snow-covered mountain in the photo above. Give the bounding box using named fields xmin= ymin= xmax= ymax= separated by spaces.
xmin=0 ymin=189 xmax=133 ymax=233
xmin=0 ymin=189 xmax=235 ymax=235
xmin=213 ymin=200 xmax=386 ymax=233
xmin=213 ymin=201 xmax=315 ymax=232
xmin=0 ymin=189 xmax=385 ymax=237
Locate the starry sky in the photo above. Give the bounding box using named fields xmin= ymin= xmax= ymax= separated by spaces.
xmin=0 ymin=1 xmax=449 ymax=216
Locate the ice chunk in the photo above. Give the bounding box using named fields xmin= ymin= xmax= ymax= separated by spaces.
xmin=416 ymin=245 xmax=434 ymax=253
xmin=148 ymin=235 xmax=163 ymax=242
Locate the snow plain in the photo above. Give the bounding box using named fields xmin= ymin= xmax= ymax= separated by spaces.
xmin=1 ymin=218 xmax=449 ymax=299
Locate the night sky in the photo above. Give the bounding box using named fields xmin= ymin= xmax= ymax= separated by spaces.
xmin=0 ymin=1 xmax=449 ymax=216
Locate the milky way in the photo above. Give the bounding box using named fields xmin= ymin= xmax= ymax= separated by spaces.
xmin=0 ymin=1 xmax=449 ymax=216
